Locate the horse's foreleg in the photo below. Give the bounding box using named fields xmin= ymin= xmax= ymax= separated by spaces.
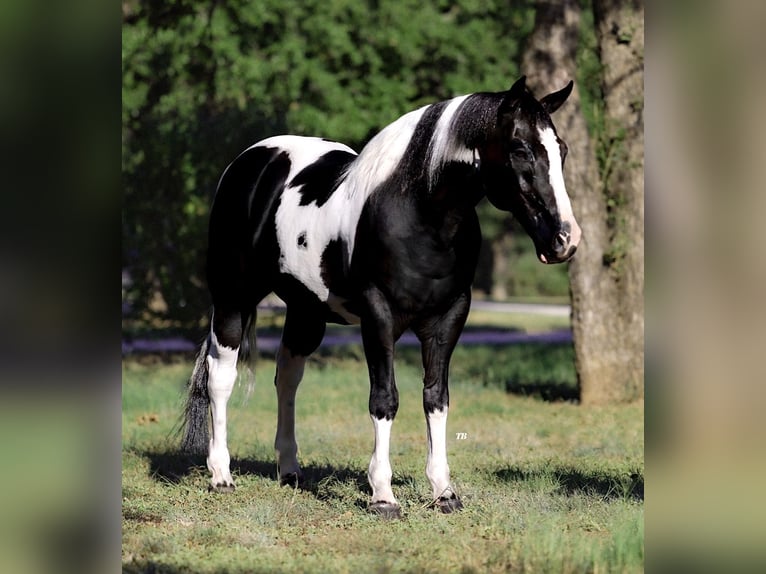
xmin=368 ymin=413 xmax=398 ymax=516
xmin=362 ymin=287 xmax=401 ymax=519
xmin=206 ymin=313 xmax=241 ymax=492
xmin=415 ymin=292 xmax=470 ymax=513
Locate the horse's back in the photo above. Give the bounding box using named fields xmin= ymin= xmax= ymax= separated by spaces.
xmin=213 ymin=136 xmax=356 ymax=211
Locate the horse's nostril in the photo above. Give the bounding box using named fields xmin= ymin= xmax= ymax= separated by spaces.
xmin=554 ymin=231 xmax=569 ymax=251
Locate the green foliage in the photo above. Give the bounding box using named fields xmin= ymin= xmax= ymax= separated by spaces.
xmin=455 ymin=342 xmax=577 ymax=394
xmin=503 ymin=220 xmax=572 ymax=297
xmin=123 ymin=1 xmax=542 ymax=327
xmin=476 ymin=212 xmax=572 ymax=299
xmin=575 ymin=0 xmax=604 ymax=140
xmin=397 ymin=340 xmax=577 ymax=400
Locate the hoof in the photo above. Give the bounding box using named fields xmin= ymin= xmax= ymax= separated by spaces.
xmin=208 ymin=481 xmax=235 ymax=493
xmin=436 ymin=495 xmax=463 ymax=514
xmin=279 ymin=472 xmax=302 ymax=487
xmin=369 ymin=501 xmax=402 ymax=520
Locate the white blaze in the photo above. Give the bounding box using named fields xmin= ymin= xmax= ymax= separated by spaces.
xmin=538 ymin=127 xmax=581 ymax=246
xmin=538 ymin=127 xmax=573 ymax=221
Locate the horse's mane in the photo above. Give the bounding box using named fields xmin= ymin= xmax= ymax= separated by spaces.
xmin=341 ymin=92 xmax=504 ymax=198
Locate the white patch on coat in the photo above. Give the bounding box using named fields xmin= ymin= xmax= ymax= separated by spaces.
xmin=343 ymin=104 xmax=429 ymax=201
xmin=427 ymin=94 xmax=473 ymax=189
xmin=270 ymin=107 xmax=430 ymax=307
xmin=368 ymin=416 xmax=398 ymax=505
xmin=272 ymin=137 xmax=356 ymax=301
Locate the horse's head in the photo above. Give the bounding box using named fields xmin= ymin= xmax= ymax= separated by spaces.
xmin=479 ymin=76 xmax=581 ymax=264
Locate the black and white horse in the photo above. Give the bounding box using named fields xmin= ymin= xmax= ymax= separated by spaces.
xmin=181 ymin=76 xmax=581 ymax=518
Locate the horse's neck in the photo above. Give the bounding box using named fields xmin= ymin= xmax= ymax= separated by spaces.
xmin=343 ymin=92 xmax=502 ymax=203
xmin=424 ymin=162 xmax=485 ymax=213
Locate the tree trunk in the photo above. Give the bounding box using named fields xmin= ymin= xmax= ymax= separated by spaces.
xmin=490 ymin=232 xmax=511 ymax=300
xmin=580 ymin=0 xmax=644 ymax=404
xmin=521 ymin=0 xmax=644 ymax=404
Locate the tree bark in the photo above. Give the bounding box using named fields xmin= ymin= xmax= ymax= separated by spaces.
xmin=582 ymin=0 xmax=644 ymax=404
xmin=521 ymin=0 xmax=644 ymax=405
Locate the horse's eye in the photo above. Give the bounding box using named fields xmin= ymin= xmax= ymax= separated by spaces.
xmin=509 ymin=141 xmax=532 ymax=163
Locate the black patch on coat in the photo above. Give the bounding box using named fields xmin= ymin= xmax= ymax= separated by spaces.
xmin=292 ymin=149 xmax=356 ymax=207
xmin=244 ymin=150 xmax=292 ymax=247
xmin=319 ymin=238 xmax=348 ymax=291
xmin=297 ymin=232 xmax=307 ymax=249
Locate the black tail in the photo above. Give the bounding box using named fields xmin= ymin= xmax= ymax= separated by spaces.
xmin=180 ymin=334 xmax=212 ymax=454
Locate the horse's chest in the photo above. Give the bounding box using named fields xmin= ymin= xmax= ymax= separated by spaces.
xmin=354 ymin=202 xmax=481 ymax=312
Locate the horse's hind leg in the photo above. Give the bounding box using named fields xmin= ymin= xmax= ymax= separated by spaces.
xmin=206 ymin=307 xmax=243 ymax=492
xmin=273 ymin=305 xmax=326 ymax=486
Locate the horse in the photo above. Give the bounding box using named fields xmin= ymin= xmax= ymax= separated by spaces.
xmin=181 ymin=75 xmax=581 ymax=518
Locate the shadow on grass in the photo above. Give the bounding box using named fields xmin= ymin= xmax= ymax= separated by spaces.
xmin=141 ymin=450 xmax=277 ymax=484
xmin=503 ymin=381 xmax=580 ymax=402
xmin=140 ymin=449 xmax=375 ymax=507
xmin=495 ymin=465 xmax=644 ymax=501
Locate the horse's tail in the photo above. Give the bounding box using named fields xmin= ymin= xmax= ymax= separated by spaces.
xmin=180 ymin=310 xmax=257 ymax=453
xmin=180 ymin=334 xmax=212 ymax=454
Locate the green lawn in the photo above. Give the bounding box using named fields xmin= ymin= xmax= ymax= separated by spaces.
xmin=123 ymin=347 xmax=643 ymax=573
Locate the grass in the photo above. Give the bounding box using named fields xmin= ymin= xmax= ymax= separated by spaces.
xmin=464 ymin=308 xmax=569 ymax=333
xmin=123 ymin=343 xmax=643 ymax=573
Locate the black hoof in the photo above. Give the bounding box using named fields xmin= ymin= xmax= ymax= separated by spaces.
xmin=208 ymin=481 xmax=235 ymax=493
xmin=369 ymin=501 xmax=402 ymax=520
xmin=436 ymin=495 xmax=463 ymax=514
xmin=279 ymin=472 xmax=301 ymax=487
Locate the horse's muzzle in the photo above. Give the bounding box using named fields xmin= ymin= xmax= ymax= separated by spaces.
xmin=538 ymin=221 xmax=581 ymax=264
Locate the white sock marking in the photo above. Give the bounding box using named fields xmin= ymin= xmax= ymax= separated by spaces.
xmin=426 ymin=407 xmax=453 ymax=499
xmin=368 ymin=416 xmax=398 ymax=505
xmin=206 ymin=329 xmax=239 ymax=487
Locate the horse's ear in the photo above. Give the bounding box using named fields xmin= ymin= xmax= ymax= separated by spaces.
xmin=498 ymin=76 xmax=527 ymax=118
xmin=509 ymin=75 xmax=527 ymax=97
xmin=540 ymin=80 xmax=574 ymax=114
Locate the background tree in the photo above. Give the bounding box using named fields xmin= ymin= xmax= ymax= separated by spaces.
xmin=521 ymin=0 xmax=644 ymax=405
xmin=584 ymin=0 xmax=643 ymax=404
